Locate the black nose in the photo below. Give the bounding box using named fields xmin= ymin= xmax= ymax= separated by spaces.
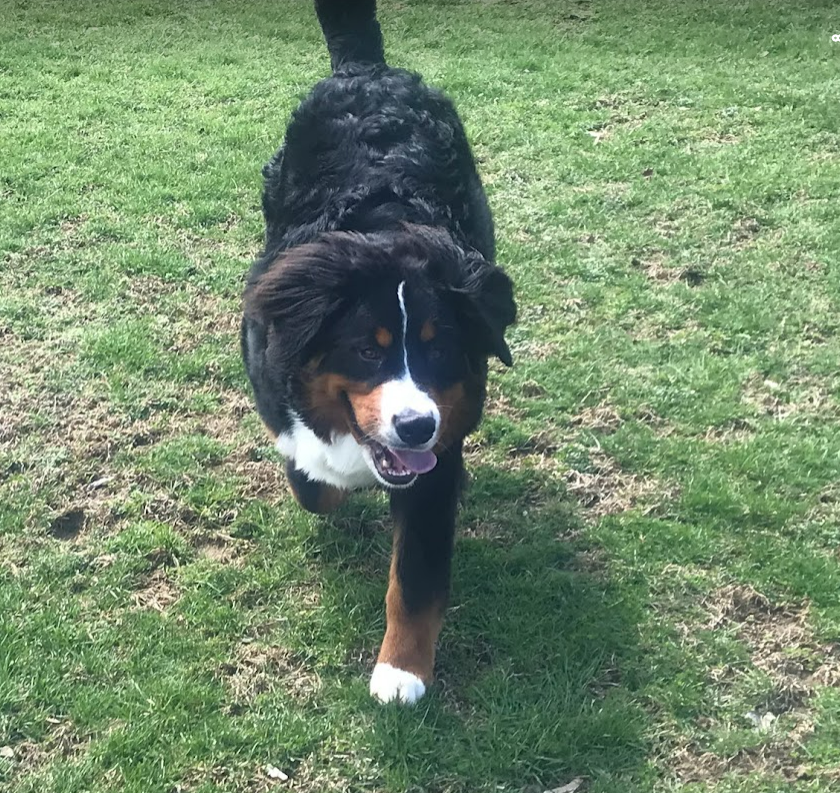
xmin=393 ymin=411 xmax=437 ymax=447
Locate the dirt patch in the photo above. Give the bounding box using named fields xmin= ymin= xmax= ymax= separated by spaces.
xmin=632 ymin=252 xmax=705 ymax=286
xmin=124 ymin=276 xmax=241 ymax=353
xmin=569 ymin=404 xmax=623 ymax=434
xmin=741 ymin=373 xmax=837 ymax=421
xmin=2 ymin=215 xmax=92 ymax=268
xmin=1 ymin=298 xmax=283 ymax=539
xmin=483 ymin=388 xmax=525 ymax=421
xmin=508 ymin=430 xmax=559 ymax=459
xmin=195 ymin=534 xmax=249 ymax=566
xmin=131 ymin=569 xmax=179 ymax=612
xmin=571 ymin=181 xmax=629 ymax=197
xmin=147 ymin=211 xmax=257 ymax=266
xmin=219 ymin=643 xmax=321 ymax=709
xmin=671 ymin=740 xmax=814 ymax=785
xmin=741 ymin=375 xmax=796 ymax=420
xmin=698 ymin=132 xmax=741 ymax=147
xmin=671 ymin=585 xmax=840 ymax=784
xmin=174 ymin=764 xmax=255 ymax=793
xmin=729 ymin=216 xmax=762 ymax=248
xmin=48 ymin=507 xmax=86 ymax=540
xmin=276 ymin=752 xmax=379 ymax=793
xmin=512 ymin=338 xmax=559 ymax=362
xmin=805 ymin=483 xmax=840 ymax=528
xmin=565 ymin=451 xmax=677 ymax=520
xmin=1 ymin=717 xmax=87 ymax=783
xmin=702 ymin=418 xmax=756 ymax=444
xmin=571 ymin=546 xmax=609 ymax=578
xmin=585 ymin=107 xmax=648 ymax=144
xmin=195 ymin=390 xmax=288 ymax=502
xmin=703 ymin=585 xmax=840 ymax=704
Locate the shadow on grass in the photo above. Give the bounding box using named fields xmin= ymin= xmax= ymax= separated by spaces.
xmin=304 ymin=464 xmax=648 ymax=792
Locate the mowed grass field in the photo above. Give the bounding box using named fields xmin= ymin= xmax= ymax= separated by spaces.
xmin=2 ymin=0 xmax=840 ymax=791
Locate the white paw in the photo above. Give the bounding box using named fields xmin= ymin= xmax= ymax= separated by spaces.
xmin=369 ymin=663 xmax=426 ymax=705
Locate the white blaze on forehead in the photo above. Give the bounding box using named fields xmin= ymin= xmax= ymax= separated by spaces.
xmin=379 ymin=281 xmax=439 ymax=447
xmin=397 ymin=281 xmax=410 ymax=372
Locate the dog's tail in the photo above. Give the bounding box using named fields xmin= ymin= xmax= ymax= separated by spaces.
xmin=314 ymin=0 xmax=385 ymax=71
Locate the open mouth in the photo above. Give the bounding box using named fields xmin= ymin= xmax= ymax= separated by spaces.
xmin=366 ymin=439 xmax=437 ymax=487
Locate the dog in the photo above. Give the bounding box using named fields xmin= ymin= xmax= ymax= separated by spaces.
xmin=241 ymin=0 xmax=516 ymax=704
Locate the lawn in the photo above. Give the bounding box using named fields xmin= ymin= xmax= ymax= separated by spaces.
xmin=2 ymin=0 xmax=840 ymax=791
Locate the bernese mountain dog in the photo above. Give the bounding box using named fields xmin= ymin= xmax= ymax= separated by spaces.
xmin=241 ymin=0 xmax=516 ymax=704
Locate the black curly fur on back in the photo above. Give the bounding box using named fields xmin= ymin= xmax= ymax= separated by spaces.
xmin=255 ymin=0 xmax=494 ymax=264
xmin=259 ymin=64 xmax=495 ymax=263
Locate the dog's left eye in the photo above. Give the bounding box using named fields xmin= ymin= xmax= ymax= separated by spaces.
xmin=358 ymin=346 xmax=383 ymax=362
xmin=427 ymin=344 xmax=448 ymax=362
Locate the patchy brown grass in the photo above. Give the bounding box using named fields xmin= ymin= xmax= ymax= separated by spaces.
xmin=124 ymin=276 xmax=241 ymax=353
xmin=565 ymin=450 xmax=677 ymax=520
xmin=0 ymin=717 xmax=88 ymax=783
xmin=741 ymin=373 xmax=838 ymax=421
xmin=669 ymin=585 xmax=840 ymax=785
xmin=131 ymin=568 xmax=180 ymax=612
xmin=2 ymin=214 xmax=94 ymax=270
xmin=702 ymin=418 xmax=757 ymax=444
xmin=508 ymin=429 xmax=559 ymax=459
xmin=511 ymin=338 xmax=559 ymax=362
xmin=482 ymin=387 xmax=525 ymax=422
xmin=728 ymin=216 xmax=762 ymax=248
xmin=195 ymin=535 xmax=247 ymax=565
xmin=671 ymin=739 xmax=814 ymax=785
xmin=804 ymin=483 xmax=840 ymax=528
xmin=147 ymin=210 xmax=258 ymax=265
xmin=0 ymin=273 xmax=286 ymax=548
xmin=631 ymin=252 xmax=705 ymax=286
xmin=697 ymin=130 xmax=742 ymax=147
xmin=219 ymin=642 xmax=321 ymax=709
xmin=569 ymin=404 xmax=623 ymax=434
xmin=703 ymin=585 xmax=840 ymax=705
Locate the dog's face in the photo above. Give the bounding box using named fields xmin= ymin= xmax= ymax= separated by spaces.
xmin=245 ymin=228 xmax=515 ymax=488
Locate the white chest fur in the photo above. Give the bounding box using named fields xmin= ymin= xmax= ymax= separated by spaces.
xmin=275 ymin=415 xmax=377 ymax=490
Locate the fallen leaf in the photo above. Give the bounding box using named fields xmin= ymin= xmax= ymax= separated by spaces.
xmin=745 ymin=710 xmax=777 ymax=732
xmin=0 ymin=746 xmax=14 ymax=759
xmin=546 ymin=778 xmax=583 ymax=793
xmin=266 ymin=765 xmax=289 ymax=782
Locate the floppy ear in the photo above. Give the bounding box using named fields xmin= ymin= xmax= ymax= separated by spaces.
xmin=456 ymin=253 xmax=517 ymax=366
xmin=243 ymin=240 xmax=348 ymax=365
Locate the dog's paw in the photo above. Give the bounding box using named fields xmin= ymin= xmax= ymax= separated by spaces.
xmin=369 ymin=663 xmax=426 ymax=705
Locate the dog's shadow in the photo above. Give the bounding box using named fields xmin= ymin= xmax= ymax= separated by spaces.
xmin=305 ymin=463 xmax=647 ymax=788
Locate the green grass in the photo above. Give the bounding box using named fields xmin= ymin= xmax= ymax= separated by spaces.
xmin=2 ymin=0 xmax=840 ymax=790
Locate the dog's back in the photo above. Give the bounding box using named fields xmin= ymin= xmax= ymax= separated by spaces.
xmin=259 ymin=0 xmax=494 ymax=262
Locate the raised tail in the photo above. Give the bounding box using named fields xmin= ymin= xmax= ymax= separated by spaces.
xmin=314 ymin=0 xmax=385 ymax=71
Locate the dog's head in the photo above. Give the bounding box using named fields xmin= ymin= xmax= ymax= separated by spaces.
xmin=244 ymin=227 xmax=515 ymax=488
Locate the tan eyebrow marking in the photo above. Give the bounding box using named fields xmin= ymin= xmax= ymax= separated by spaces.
xmin=420 ymin=320 xmax=436 ymax=342
xmin=376 ymin=327 xmax=393 ymax=347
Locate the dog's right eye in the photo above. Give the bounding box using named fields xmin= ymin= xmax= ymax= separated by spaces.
xmin=358 ymin=346 xmax=383 ymax=362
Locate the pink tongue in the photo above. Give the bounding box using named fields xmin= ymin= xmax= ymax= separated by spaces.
xmin=390 ymin=449 xmax=437 ymax=474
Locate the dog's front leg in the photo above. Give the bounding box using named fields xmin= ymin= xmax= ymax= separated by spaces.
xmin=369 ymin=443 xmax=463 ymax=704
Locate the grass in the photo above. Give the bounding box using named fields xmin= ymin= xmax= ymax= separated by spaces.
xmin=2 ymin=0 xmax=840 ymax=790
